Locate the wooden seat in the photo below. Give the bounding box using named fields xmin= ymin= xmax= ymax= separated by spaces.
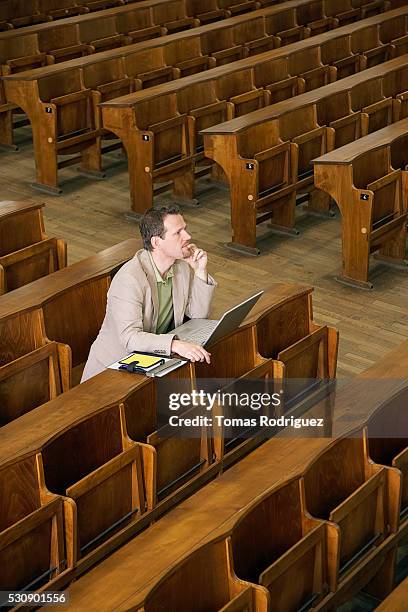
xmin=0 ymin=238 xmax=67 ymax=294
xmin=300 ymin=434 xmax=398 ymax=586
xmin=40 ymin=403 xmax=145 ymax=558
xmin=351 ymin=23 xmax=392 ymax=69
xmin=39 ymin=0 xmax=89 ymax=20
xmin=364 ymin=387 xmax=408 ymax=520
xmin=229 ymin=477 xmax=332 ymax=610
xmin=0 ymin=454 xmax=74 ymax=592
xmin=297 ymin=0 xmax=339 ymax=36
xmin=0 ymin=342 xmax=69 ymax=426
xmin=141 ymin=537 xmax=269 ymax=611
xmin=38 ymin=24 xmax=93 ymax=62
xmin=289 ymin=46 xmax=336 ymax=93
xmin=186 ymin=0 xmax=228 ymax=25
xmin=313 ymin=118 xmax=408 ymax=288
xmin=0 ymin=200 xmax=46 ymax=256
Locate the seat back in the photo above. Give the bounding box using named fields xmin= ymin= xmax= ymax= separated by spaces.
xmin=42 ymin=276 xmax=110 ymax=369
xmin=0 ymin=342 xmax=63 ymax=426
xmin=0 ymin=238 xmax=66 ymax=294
xmin=0 ymin=456 xmax=66 ymax=591
xmin=0 ymin=309 xmax=46 ymax=366
xmin=0 ymin=201 xmax=44 ymax=256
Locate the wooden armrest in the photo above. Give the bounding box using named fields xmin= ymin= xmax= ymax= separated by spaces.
xmin=51 ymin=89 xmax=91 ymax=106
xmin=0 ymin=497 xmax=62 ymax=551
xmin=190 ymin=101 xmax=227 ymax=118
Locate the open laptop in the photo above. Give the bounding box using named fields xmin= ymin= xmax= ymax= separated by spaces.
xmin=172 ymin=291 xmax=264 ymax=347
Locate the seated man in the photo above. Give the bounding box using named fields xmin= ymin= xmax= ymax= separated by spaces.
xmin=81 ymin=205 xmax=217 ymax=381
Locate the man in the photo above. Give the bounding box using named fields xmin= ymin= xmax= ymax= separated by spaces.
xmin=81 ymin=205 xmax=216 ymax=381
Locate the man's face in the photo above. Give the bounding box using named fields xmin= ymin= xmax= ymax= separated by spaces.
xmin=156 ymin=214 xmax=192 ymax=259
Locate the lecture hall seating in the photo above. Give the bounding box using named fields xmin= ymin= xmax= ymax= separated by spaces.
xmin=0 ymin=200 xmax=67 ymax=293
xmin=0 ymin=279 xmax=339 ymax=596
xmin=1 ymin=3 xmax=401 ymax=190
xmin=98 ymin=10 xmax=408 ymax=218
xmin=58 ymin=348 xmax=408 ymax=611
xmin=313 ymin=118 xmax=408 ymax=288
xmin=202 ymin=55 xmax=408 ymax=253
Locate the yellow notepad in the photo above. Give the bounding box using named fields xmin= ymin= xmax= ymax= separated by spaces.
xmin=118 ymin=353 xmax=165 ymax=370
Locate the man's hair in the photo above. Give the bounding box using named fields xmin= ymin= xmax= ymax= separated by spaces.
xmin=139 ymin=205 xmax=181 ymax=251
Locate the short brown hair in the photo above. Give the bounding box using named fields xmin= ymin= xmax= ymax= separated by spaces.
xmin=139 ymin=205 xmax=181 ymax=251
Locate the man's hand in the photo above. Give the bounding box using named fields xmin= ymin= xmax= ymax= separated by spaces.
xmin=184 ymin=244 xmax=208 ymax=282
xmin=172 ymin=339 xmax=211 ymax=363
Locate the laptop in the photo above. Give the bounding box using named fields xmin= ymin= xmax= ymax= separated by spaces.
xmin=172 ymin=291 xmax=264 ymax=347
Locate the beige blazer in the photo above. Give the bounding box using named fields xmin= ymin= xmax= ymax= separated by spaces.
xmin=81 ymin=249 xmax=217 ymax=381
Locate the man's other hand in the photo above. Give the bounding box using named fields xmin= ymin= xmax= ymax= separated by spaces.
xmin=171 ymin=339 xmax=211 ymax=363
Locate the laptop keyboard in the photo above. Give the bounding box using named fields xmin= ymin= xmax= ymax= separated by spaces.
xmin=181 ymin=320 xmax=218 ymax=345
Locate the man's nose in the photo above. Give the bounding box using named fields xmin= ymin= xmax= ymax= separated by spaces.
xmin=183 ymin=230 xmax=191 ymax=241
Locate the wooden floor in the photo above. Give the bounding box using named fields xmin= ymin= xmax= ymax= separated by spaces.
xmin=1 ymin=125 xmax=408 ymax=378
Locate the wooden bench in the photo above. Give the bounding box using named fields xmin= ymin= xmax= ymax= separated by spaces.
xmin=229 ymin=476 xmax=332 ymax=610
xmin=313 ymin=118 xmax=408 ymax=288
xmin=0 ymin=454 xmax=74 ymax=594
xmin=59 ymin=343 xmax=408 ymax=612
xmin=0 ymin=238 xmax=138 ymax=385
xmin=202 ymin=55 xmax=407 ymax=253
xmin=0 ymin=200 xmax=67 ymax=293
xmin=96 ymin=9 xmax=407 ymax=217
xmin=300 ymin=432 xmax=400 ymax=588
xmin=140 ymin=536 xmax=270 ymax=611
xmin=2 ymin=4 xmax=401 ymax=189
xmin=365 ymin=386 xmax=408 ymax=522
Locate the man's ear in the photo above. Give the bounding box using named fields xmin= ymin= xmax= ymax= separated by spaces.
xmin=151 ymin=235 xmax=160 ymax=250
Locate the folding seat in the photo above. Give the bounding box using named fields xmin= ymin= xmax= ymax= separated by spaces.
xmin=142 ymin=537 xmax=269 ymax=611
xmin=125 ymin=48 xmax=176 ymax=90
xmin=316 ymin=90 xmax=359 ymax=149
xmin=40 ymin=404 xmax=145 ymax=557
xmin=230 ymin=478 xmax=333 ymax=609
xmin=266 ymin=8 xmax=309 ymax=47
xmin=289 ymin=47 xmax=336 ymax=94
xmin=163 ymin=37 xmax=216 ymax=79
xmin=297 ymin=0 xmax=338 ymax=36
xmin=0 ymin=455 xmax=74 ymax=592
xmin=301 ymin=434 xmax=397 ymax=586
xmin=254 ymin=57 xmax=298 ymax=104
xmin=185 ymin=0 xmax=228 ymax=25
xmin=321 ymin=35 xmax=360 ymax=81
xmin=152 ymin=0 xmax=199 ymax=36
xmin=79 ymin=16 xmax=128 ymax=53
xmin=116 ymin=7 xmax=165 ymax=44
xmin=38 ymin=24 xmax=93 ymax=63
xmin=0 ymin=34 xmax=47 ymax=75
xmin=39 ymin=0 xmax=89 ymax=20
xmin=219 ymin=0 xmax=261 ymax=18
xmin=351 ymin=24 xmax=392 ymax=70
xmin=365 ymin=387 xmax=408 ymax=522
xmin=351 ymin=78 xmax=393 ymax=135
xmin=233 ymin=16 xmax=275 ymax=57
xmin=201 ymin=27 xmax=245 ymax=66
xmin=7 ymin=0 xmax=50 ymax=28
xmin=216 ymin=68 xmax=267 ymax=119
xmin=383 ymin=63 xmax=408 ymax=121
xmin=0 ymin=342 xmax=67 ymax=425
xmin=324 ymin=0 xmax=360 ymax=26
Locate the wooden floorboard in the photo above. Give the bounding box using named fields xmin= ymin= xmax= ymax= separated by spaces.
xmin=1 ymin=125 xmax=408 ymax=377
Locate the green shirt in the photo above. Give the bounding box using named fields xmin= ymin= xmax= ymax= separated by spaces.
xmin=148 ymin=252 xmax=174 ymax=334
